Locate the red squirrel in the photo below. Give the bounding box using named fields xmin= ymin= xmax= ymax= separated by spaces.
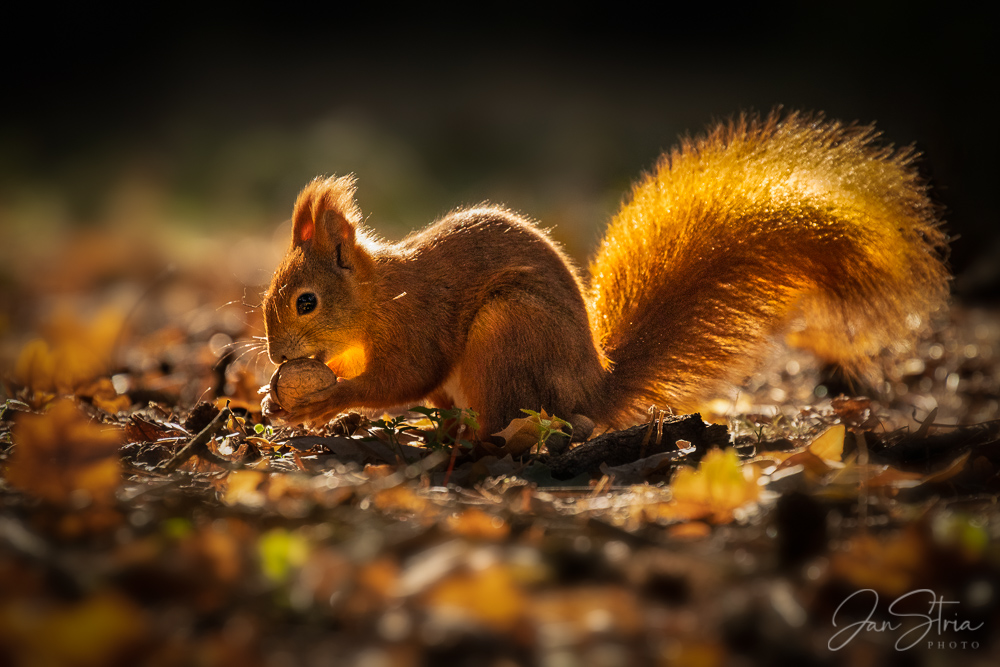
xmin=261 ymin=111 xmax=949 ymax=437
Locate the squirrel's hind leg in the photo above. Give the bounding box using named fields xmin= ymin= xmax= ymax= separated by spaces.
xmin=456 ymin=297 xmax=604 ymax=440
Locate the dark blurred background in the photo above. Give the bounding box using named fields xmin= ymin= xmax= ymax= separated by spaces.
xmin=1 ymin=4 xmax=996 ymax=298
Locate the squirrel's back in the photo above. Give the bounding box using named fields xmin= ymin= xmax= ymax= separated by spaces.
xmin=588 ymin=111 xmax=949 ymax=424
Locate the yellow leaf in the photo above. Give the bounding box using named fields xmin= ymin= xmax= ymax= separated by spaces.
xmin=13 ymin=307 xmax=125 ymax=394
xmin=667 ymin=521 xmax=712 ymax=540
xmin=672 ymin=448 xmax=760 ymax=506
xmin=223 ymin=470 xmax=267 ymax=507
xmin=445 ymin=508 xmax=510 ymax=541
xmin=831 ymin=529 xmax=925 ymax=596
xmin=6 ymin=399 xmax=123 ymax=505
xmin=423 ymin=565 xmax=526 ymax=631
xmin=14 ymin=339 xmax=57 ymax=392
xmin=808 ymin=424 xmax=845 ymax=463
xmin=0 ymin=592 xmax=147 ymax=667
xmin=374 ymin=485 xmax=429 ymax=514
xmin=79 ymin=377 xmax=131 ymax=414
xmin=650 ymin=448 xmax=759 ymax=524
xmin=258 ymin=528 xmax=311 ymax=583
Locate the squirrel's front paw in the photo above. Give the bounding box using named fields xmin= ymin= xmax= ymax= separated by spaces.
xmin=260 ymin=391 xmax=288 ymax=420
xmin=261 ymin=389 xmax=342 ymax=427
xmin=284 ymin=401 xmax=344 ymax=427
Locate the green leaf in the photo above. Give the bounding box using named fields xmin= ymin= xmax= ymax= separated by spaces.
xmin=258 ymin=529 xmax=310 ymax=584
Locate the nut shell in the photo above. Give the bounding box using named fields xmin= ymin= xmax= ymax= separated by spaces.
xmin=269 ymin=358 xmax=338 ymax=411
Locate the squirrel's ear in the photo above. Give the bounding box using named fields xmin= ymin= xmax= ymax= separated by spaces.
xmin=291 ymin=175 xmax=362 ymax=251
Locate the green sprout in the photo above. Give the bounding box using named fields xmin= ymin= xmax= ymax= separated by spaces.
xmin=520 ymin=409 xmax=572 ymax=454
xmin=409 ymin=406 xmax=480 ymax=450
xmin=368 ymin=414 xmax=418 ymax=461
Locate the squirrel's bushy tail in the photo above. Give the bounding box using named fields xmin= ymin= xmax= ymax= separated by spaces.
xmin=588 ymin=111 xmax=949 ymax=423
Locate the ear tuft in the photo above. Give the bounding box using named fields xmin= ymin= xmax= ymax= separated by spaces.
xmin=291 ymin=175 xmax=362 ymax=246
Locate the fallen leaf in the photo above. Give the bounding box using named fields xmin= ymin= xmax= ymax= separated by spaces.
xmin=124 ymin=414 xmax=178 ymax=443
xmin=223 ymin=470 xmax=267 ymax=508
xmin=831 ymin=528 xmax=926 ymax=596
xmin=373 ymin=485 xmax=431 ymax=515
xmin=808 ymin=424 xmax=845 ymax=463
xmin=648 ymin=448 xmax=760 ymax=524
xmin=6 ymin=399 xmax=123 ymax=505
xmin=667 ymin=521 xmax=712 ymax=540
xmin=258 ymin=528 xmax=311 ymax=584
xmin=528 ymin=586 xmax=642 ymax=636
xmin=830 ymin=397 xmax=872 ymax=423
xmin=422 ymin=564 xmax=526 ymax=631
xmin=492 ymin=409 xmax=570 ymax=457
xmin=13 ymin=307 xmax=124 ymax=394
xmin=865 ymin=466 xmax=925 ymax=488
xmin=0 ymin=592 xmax=148 ymax=667
xmin=444 ymin=508 xmax=510 ymax=541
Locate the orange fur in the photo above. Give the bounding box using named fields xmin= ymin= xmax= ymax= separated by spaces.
xmin=263 ymin=111 xmax=949 ymax=435
xmin=589 ymin=111 xmax=948 ymax=422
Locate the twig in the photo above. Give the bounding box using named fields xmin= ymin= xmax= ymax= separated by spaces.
xmin=163 ymin=406 xmax=231 ymax=472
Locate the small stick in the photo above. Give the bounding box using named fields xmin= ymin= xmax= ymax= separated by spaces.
xmin=442 ymin=423 xmax=466 ymax=487
xmin=163 ymin=406 xmax=232 ymax=472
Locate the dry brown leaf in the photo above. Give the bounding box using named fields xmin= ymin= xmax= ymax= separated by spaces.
xmin=124 ymin=414 xmax=178 ymax=443
xmin=775 ymin=449 xmax=834 ymax=478
xmin=830 ymin=397 xmax=872 ymax=423
xmin=492 ymin=409 xmax=570 ymax=457
xmin=922 ymin=449 xmax=973 ymax=485
xmin=492 ymin=417 xmax=543 ymax=457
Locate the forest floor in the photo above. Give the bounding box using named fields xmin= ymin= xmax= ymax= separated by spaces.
xmin=1 ymin=229 xmax=999 ymax=667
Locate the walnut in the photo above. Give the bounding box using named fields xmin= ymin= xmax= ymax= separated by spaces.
xmin=268 ymin=358 xmax=338 ymax=411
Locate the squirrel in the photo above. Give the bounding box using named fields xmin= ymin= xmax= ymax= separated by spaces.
xmin=261 ymin=110 xmax=949 ymax=438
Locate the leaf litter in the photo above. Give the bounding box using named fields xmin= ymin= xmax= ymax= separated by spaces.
xmin=1 ymin=239 xmax=1000 ymax=666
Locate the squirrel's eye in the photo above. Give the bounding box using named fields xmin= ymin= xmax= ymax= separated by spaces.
xmin=296 ymin=293 xmax=318 ymax=315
